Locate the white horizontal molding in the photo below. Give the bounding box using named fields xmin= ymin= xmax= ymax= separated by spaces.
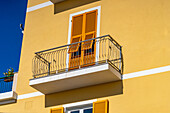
xmin=17 ymin=92 xmax=43 ymax=100
xmin=123 ymin=65 xmax=170 ymax=79
xmin=27 ymin=1 xmax=53 ymax=12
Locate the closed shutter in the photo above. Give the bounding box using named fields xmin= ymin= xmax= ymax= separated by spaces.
xmin=82 ymin=10 xmax=97 ymax=50
xmin=93 ymin=100 xmax=108 ymax=113
xmin=69 ymin=14 xmax=83 ymax=53
xmin=51 ymin=107 xmax=64 ymax=113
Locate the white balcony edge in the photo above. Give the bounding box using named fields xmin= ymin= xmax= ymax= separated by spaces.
xmin=0 ymin=91 xmax=17 ymax=101
xmin=30 ymin=63 xmax=113 ymax=86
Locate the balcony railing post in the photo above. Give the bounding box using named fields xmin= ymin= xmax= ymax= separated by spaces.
xmin=48 ymin=62 xmax=51 ymax=75
xmin=120 ymin=46 xmax=123 ymax=75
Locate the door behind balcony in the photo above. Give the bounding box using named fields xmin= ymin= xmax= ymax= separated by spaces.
xmin=69 ymin=10 xmax=97 ymax=69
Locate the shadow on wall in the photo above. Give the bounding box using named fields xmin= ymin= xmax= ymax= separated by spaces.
xmin=54 ymin=0 xmax=100 ymax=14
xmin=45 ymin=80 xmax=123 ymax=107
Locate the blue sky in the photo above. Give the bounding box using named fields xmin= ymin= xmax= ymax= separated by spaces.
xmin=0 ymin=0 xmax=27 ymax=77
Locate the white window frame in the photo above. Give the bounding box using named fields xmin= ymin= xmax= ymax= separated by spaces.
xmin=68 ymin=106 xmax=93 ymax=113
xmin=66 ymin=6 xmax=101 ymax=69
xmin=64 ymin=99 xmax=97 ymax=113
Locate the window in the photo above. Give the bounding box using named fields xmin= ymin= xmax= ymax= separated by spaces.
xmin=51 ymin=100 xmax=108 ymax=113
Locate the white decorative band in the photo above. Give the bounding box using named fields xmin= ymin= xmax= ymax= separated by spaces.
xmin=123 ymin=65 xmax=170 ymax=79
xmin=27 ymin=1 xmax=53 ymax=12
xmin=17 ymin=92 xmax=43 ymax=100
xmin=17 ymin=65 xmax=170 ymax=100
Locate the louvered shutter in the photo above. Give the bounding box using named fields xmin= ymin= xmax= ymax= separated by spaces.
xmin=93 ymin=100 xmax=108 ymax=113
xmin=83 ymin=10 xmax=97 ymax=50
xmin=69 ymin=14 xmax=83 ymax=53
xmin=51 ymin=107 xmax=64 ymax=113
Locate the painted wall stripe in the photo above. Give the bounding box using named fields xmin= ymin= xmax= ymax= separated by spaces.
xmin=17 ymin=92 xmax=43 ymax=99
xmin=123 ymin=65 xmax=170 ymax=79
xmin=17 ymin=65 xmax=170 ymax=100
xmin=27 ymin=1 xmax=53 ymax=12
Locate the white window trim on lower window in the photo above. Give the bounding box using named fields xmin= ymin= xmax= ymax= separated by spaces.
xmin=66 ymin=104 xmax=93 ymax=113
xmin=66 ymin=6 xmax=101 ymax=69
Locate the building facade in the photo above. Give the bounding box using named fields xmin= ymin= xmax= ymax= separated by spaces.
xmin=0 ymin=0 xmax=170 ymax=113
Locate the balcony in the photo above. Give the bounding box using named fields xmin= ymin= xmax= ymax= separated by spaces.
xmin=0 ymin=74 xmax=18 ymax=105
xmin=30 ymin=35 xmax=123 ymax=94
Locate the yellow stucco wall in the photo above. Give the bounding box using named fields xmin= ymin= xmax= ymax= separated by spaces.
xmin=0 ymin=0 xmax=170 ymax=112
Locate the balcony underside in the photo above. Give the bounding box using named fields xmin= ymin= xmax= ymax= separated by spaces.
xmin=30 ymin=63 xmax=122 ymax=94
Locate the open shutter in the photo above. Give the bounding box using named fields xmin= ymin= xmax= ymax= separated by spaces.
xmin=69 ymin=14 xmax=83 ymax=53
xmin=93 ymin=100 xmax=108 ymax=113
xmin=51 ymin=107 xmax=64 ymax=113
xmin=68 ymin=35 xmax=82 ymax=53
xmin=82 ymin=10 xmax=97 ymax=50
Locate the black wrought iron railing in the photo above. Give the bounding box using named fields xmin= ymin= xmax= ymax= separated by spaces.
xmin=0 ymin=75 xmax=13 ymax=93
xmin=32 ymin=35 xmax=123 ymax=78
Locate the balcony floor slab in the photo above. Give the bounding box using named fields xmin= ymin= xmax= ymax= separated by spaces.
xmin=0 ymin=91 xmax=17 ymax=105
xmin=30 ymin=63 xmax=122 ymax=94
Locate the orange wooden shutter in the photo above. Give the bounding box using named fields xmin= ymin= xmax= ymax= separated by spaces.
xmin=69 ymin=14 xmax=83 ymax=53
xmin=93 ymin=100 xmax=108 ymax=113
xmin=51 ymin=107 xmax=64 ymax=113
xmin=82 ymin=10 xmax=97 ymax=50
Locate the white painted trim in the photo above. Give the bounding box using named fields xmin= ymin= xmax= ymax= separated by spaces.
xmin=17 ymin=92 xmax=43 ymax=100
xmin=0 ymin=91 xmax=17 ymax=101
xmin=27 ymin=1 xmax=53 ymax=12
xmin=12 ymin=73 xmax=18 ymax=91
xmin=123 ymin=65 xmax=170 ymax=79
xmin=30 ymin=64 xmax=111 ymax=86
xmin=66 ymin=6 xmax=101 ymax=69
xmin=16 ymin=65 xmax=170 ymax=100
xmin=63 ymin=99 xmax=97 ymax=108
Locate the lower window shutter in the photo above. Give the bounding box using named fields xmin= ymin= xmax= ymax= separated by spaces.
xmin=51 ymin=107 xmax=64 ymax=113
xmin=93 ymin=100 xmax=108 ymax=113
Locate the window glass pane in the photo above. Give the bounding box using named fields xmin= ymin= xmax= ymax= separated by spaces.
xmin=84 ymin=108 xmax=93 ymax=113
xmin=71 ymin=110 xmax=80 ymax=113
